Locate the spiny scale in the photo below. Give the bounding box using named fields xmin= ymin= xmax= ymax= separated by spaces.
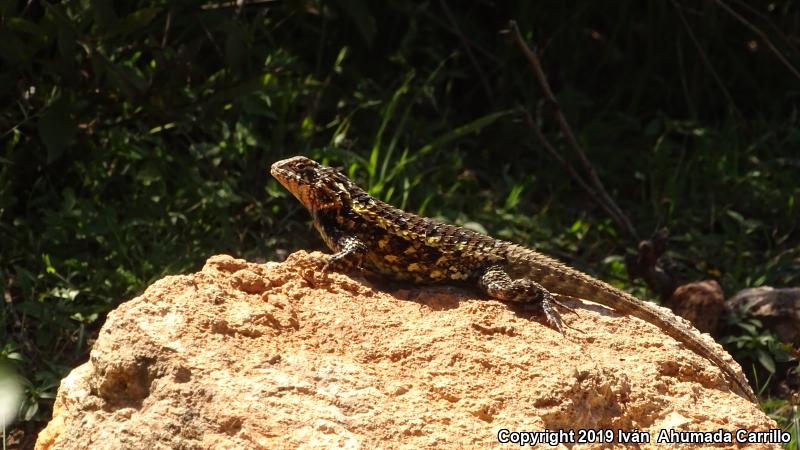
xmin=270 ymin=155 xmax=757 ymax=403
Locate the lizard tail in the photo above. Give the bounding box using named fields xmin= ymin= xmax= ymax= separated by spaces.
xmin=505 ymin=244 xmax=758 ymax=403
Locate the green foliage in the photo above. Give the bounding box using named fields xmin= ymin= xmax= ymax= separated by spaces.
xmin=1 ymin=0 xmax=798 ymax=443
xmin=762 ymin=398 xmax=800 ymax=450
xmin=721 ymin=312 xmax=796 ymax=394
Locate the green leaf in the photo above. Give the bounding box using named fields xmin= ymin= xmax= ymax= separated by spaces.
xmin=462 ymin=221 xmax=488 ymax=235
xmin=417 ymin=109 xmax=516 ymax=155
xmin=370 ymin=70 xmax=415 ymax=183
xmin=5 ymin=17 xmax=48 ymax=40
xmin=23 ymin=401 xmax=38 ymax=421
xmin=51 ymin=287 xmax=80 ymax=301
xmin=37 ymin=97 xmax=77 ymax=163
xmin=42 ymin=254 xmax=56 ymax=275
xmin=725 ymin=209 xmax=745 ymax=225
xmin=0 ymin=30 xmax=30 ymax=65
xmin=504 ymin=184 xmax=524 ymax=210
xmin=643 ymin=116 xmax=662 ymax=137
xmin=738 ymin=322 xmax=757 ymax=335
xmin=114 ymin=7 xmax=161 ymax=37
xmin=756 ymin=349 xmax=776 ymax=373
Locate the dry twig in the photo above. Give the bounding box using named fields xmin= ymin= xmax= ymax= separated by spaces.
xmin=506 ymin=20 xmax=639 ymax=242
xmin=670 ymin=0 xmax=745 ymax=125
xmin=715 ymin=0 xmax=800 ymax=82
xmin=439 ymin=0 xmax=494 ymax=101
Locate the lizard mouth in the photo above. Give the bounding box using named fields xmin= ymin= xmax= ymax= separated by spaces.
xmin=270 ymin=165 xmax=295 ymax=190
xmin=270 ymin=160 xmax=294 ymax=179
xmin=270 ymin=164 xmax=293 ymax=181
xmin=270 ymin=156 xmax=319 ymax=208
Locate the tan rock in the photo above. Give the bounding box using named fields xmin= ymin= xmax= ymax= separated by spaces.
xmin=36 ymin=252 xmax=781 ymax=449
xmin=665 ymin=280 xmax=725 ymax=334
xmin=728 ymin=286 xmax=800 ymax=344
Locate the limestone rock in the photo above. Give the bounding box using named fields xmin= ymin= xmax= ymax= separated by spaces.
xmin=728 ymin=286 xmax=800 ymax=344
xmin=37 ymin=252 xmax=780 ymax=449
xmin=664 ymin=280 xmax=725 ymax=334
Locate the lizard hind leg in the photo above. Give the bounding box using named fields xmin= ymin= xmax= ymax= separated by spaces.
xmin=478 ymin=265 xmax=565 ymax=334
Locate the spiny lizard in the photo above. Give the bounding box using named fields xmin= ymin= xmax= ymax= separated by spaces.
xmin=271 ymin=155 xmax=757 ymax=403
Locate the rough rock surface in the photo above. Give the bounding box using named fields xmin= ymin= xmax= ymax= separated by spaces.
xmin=728 ymin=286 xmax=800 ymax=344
xmin=37 ymin=252 xmax=780 ymax=449
xmin=664 ymin=280 xmax=725 ymax=334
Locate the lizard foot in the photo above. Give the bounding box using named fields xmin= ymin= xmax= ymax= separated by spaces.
xmin=550 ymin=297 xmax=586 ymax=334
xmin=517 ymin=294 xmax=588 ymax=335
xmin=298 ymin=255 xmax=332 ymax=287
xmin=540 ymin=293 xmax=565 ymax=335
xmin=478 ymin=265 xmax=572 ymax=334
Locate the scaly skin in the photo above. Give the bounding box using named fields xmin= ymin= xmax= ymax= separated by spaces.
xmin=271 ymin=155 xmax=757 ymax=403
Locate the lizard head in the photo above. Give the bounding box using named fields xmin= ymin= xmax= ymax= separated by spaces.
xmin=270 ymin=156 xmax=355 ymax=213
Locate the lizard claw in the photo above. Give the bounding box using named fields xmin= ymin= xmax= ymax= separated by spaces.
xmin=299 ymin=255 xmax=332 ymax=286
xmin=548 ymin=297 xmax=588 ymax=335
xmin=551 ymin=296 xmax=580 ymax=316
xmin=540 ymin=294 xmax=565 ymax=335
xmin=320 ymin=259 xmax=331 ymax=274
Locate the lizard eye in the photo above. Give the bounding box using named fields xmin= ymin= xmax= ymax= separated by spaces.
xmin=299 ymin=166 xmax=317 ymax=181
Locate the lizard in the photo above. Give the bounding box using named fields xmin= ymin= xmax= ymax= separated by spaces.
xmin=270 ymin=155 xmax=758 ymax=403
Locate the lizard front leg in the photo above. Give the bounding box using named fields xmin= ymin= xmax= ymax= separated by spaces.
xmin=323 ymin=235 xmax=368 ymax=272
xmin=478 ymin=265 xmax=564 ymax=334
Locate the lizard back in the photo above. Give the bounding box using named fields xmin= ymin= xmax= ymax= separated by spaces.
xmin=316 ymin=183 xmax=507 ymax=283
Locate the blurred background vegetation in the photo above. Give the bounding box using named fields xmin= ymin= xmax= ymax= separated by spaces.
xmin=1 ymin=0 xmax=799 ymax=446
